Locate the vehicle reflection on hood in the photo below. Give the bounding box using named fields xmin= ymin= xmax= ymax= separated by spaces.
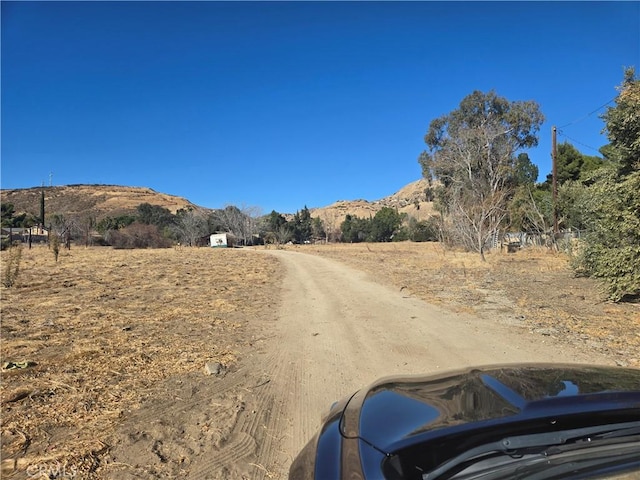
xmin=289 ymin=363 xmax=640 ymax=480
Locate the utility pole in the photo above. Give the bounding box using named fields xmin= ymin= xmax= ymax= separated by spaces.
xmin=552 ymin=126 xmax=558 ymax=235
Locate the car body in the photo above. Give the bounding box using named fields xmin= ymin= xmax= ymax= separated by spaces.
xmin=289 ymin=364 xmax=640 ymax=480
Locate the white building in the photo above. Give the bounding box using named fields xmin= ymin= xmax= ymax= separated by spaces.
xmin=210 ymin=233 xmax=235 ymax=248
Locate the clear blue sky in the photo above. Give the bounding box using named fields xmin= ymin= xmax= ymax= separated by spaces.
xmin=2 ymin=1 xmax=638 ymax=214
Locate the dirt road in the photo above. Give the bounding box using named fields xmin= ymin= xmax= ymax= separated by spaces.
xmin=108 ymin=249 xmax=612 ymax=479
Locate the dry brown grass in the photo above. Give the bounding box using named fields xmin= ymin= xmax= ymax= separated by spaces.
xmin=1 ymin=245 xmax=281 ymax=477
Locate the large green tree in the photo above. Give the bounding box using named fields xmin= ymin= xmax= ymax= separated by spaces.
xmin=420 ymin=90 xmax=544 ymax=259
xmin=1 ymin=203 xmax=28 ymax=228
xmin=265 ymin=210 xmax=288 ymax=234
xmin=1 ymin=203 xmax=17 ymax=227
xmin=136 ymin=203 xmax=175 ymax=229
xmin=544 ymin=142 xmax=605 ymax=187
xmin=573 ymin=69 xmax=640 ymax=301
xmin=311 ymin=217 xmax=326 ymax=242
xmin=340 ymin=214 xmax=371 ymax=243
xmin=601 ymin=68 xmax=640 ymax=176
xmin=508 ymin=187 xmax=553 ymax=237
xmin=370 ymin=207 xmax=403 ymax=242
xmin=513 ymin=152 xmax=539 ymax=186
xmin=260 ymin=210 xmax=292 ymax=244
xmin=292 ymin=206 xmax=313 ymax=244
xmin=96 ymin=215 xmax=136 ymax=234
xmin=40 ymin=189 xmax=45 ymax=227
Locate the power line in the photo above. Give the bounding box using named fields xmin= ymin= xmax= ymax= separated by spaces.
xmin=558 ymin=96 xmax=617 ymax=129
xmin=556 ymin=130 xmax=603 ymax=154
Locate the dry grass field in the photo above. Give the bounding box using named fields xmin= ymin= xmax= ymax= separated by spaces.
xmin=1 ymin=245 xmax=281 ymax=478
xmin=1 ymin=242 xmax=638 ymax=478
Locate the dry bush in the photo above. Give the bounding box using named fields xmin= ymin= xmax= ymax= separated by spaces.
xmin=106 ymin=222 xmax=172 ymax=249
xmin=51 ymin=234 xmax=60 ymax=262
xmin=1 ymin=243 xmax=22 ymax=287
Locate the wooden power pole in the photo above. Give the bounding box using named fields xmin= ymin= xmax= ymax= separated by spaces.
xmin=552 ymin=126 xmax=558 ymax=234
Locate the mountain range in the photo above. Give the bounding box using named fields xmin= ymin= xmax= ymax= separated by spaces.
xmin=1 ymin=179 xmax=434 ymax=224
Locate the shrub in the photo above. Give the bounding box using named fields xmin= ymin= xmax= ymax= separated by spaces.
xmin=51 ymin=234 xmax=60 ymax=262
xmin=2 ymin=243 xmax=22 ymax=287
xmin=572 ymin=169 xmax=640 ymax=301
xmin=106 ymin=222 xmax=172 ymax=249
xmin=408 ymin=216 xmax=440 ymax=242
xmin=571 ymin=71 xmax=640 ymax=301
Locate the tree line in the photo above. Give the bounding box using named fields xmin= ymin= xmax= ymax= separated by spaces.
xmin=2 ymin=198 xmax=435 ymax=249
xmin=95 ymin=203 xmax=265 ymax=248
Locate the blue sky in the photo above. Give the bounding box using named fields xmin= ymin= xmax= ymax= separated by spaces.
xmin=2 ymin=1 xmax=638 ymax=214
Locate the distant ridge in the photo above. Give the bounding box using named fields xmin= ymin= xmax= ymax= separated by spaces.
xmin=310 ymin=178 xmax=434 ymax=226
xmin=0 ymin=184 xmax=199 ymax=221
xmin=1 ymin=179 xmax=434 ymax=223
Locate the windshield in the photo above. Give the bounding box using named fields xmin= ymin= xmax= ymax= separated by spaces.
xmin=421 ymin=422 xmax=640 ymax=480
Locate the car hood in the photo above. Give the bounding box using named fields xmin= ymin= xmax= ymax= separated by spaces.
xmin=339 ymin=363 xmax=640 ymax=453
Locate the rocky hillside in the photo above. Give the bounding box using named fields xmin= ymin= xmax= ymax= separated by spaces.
xmin=1 ymin=180 xmax=434 ymax=224
xmin=310 ymin=178 xmax=435 ymax=227
xmin=1 ymin=185 xmax=198 ymax=221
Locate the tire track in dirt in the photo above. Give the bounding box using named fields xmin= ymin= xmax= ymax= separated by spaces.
xmin=190 ymin=350 xmax=291 ymax=478
xmin=184 ymin=310 xmax=296 ymax=478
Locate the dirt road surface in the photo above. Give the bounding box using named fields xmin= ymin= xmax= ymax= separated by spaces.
xmin=108 ymin=249 xmax=612 ymax=479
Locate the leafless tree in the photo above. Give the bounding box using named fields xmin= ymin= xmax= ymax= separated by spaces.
xmin=445 ymin=184 xmax=510 ymax=259
xmin=49 ymin=214 xmax=83 ymax=250
xmin=275 ymin=223 xmax=293 ymax=244
xmin=520 ymin=187 xmax=556 ymax=248
xmin=174 ymin=208 xmax=208 ymax=246
xmin=213 ymin=204 xmax=262 ymax=246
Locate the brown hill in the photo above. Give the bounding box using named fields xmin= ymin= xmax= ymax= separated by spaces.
xmin=1 ymin=185 xmax=198 ymax=221
xmin=311 ymin=178 xmax=435 ymax=229
xmin=1 ymin=180 xmax=435 ymax=226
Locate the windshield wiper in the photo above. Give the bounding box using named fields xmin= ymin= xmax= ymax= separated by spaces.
xmin=422 ymin=421 xmax=640 ymax=480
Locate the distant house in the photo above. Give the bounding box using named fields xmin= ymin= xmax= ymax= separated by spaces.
xmin=1 ymin=226 xmax=48 ymax=245
xmin=210 ymin=232 xmax=236 ymax=248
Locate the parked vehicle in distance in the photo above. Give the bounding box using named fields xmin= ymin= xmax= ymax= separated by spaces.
xmin=289 ymin=364 xmax=640 ymax=480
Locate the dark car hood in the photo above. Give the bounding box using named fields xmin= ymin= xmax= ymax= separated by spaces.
xmin=339 ymin=364 xmax=640 ymax=453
